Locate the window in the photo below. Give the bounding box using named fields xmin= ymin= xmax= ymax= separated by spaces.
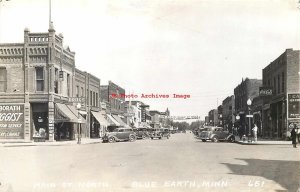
xmin=90 ymin=91 xmax=92 ymax=106
xmin=0 ymin=68 xmax=7 ymax=92
xmin=76 ymin=86 xmax=79 ymax=97
xmin=36 ymin=67 xmax=44 ymax=91
xmin=282 ymin=72 xmax=284 ymax=93
xmin=278 ymin=74 xmax=280 ymax=94
xmin=273 ymin=77 xmax=276 ymax=95
xmin=67 ymin=74 xmax=70 ymax=96
xmin=81 ymin=87 xmax=84 ymax=97
xmin=54 ymin=68 xmax=58 ymax=93
xmin=96 ymin=93 xmax=98 ymax=107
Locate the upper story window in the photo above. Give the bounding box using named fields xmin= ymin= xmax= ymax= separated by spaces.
xmin=54 ymin=68 xmax=58 ymax=94
xmin=36 ymin=67 xmax=44 ymax=91
xmin=0 ymin=68 xmax=7 ymax=92
xmin=67 ymin=73 xmax=70 ymax=96
xmin=81 ymin=87 xmax=84 ymax=97
xmin=282 ymin=72 xmax=284 ymax=93
xmin=76 ymin=86 xmax=79 ymax=98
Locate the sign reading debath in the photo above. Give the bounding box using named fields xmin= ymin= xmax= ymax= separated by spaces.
xmin=0 ymin=104 xmax=24 ymax=139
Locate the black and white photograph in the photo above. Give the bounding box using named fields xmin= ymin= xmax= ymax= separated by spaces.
xmin=0 ymin=0 xmax=300 ymax=191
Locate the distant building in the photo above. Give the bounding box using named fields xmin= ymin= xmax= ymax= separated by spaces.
xmin=234 ymin=78 xmax=262 ymax=136
xmin=261 ymin=49 xmax=300 ymax=139
xmin=100 ymin=81 xmax=127 ymax=127
xmin=208 ymin=109 xmax=218 ymax=126
xmin=222 ymin=95 xmax=235 ymax=132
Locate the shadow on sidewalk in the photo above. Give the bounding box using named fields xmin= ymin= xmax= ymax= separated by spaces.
xmin=222 ymin=158 xmax=300 ymax=192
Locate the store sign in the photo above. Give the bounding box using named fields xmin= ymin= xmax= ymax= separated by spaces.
xmin=259 ymin=87 xmax=273 ymax=96
xmin=0 ymin=104 xmax=24 ymax=139
xmin=288 ymin=93 xmax=300 ymax=119
xmin=68 ymin=97 xmax=85 ymax=104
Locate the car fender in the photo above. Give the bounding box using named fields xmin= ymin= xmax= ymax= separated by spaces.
xmin=209 ymin=133 xmax=217 ymax=139
xmin=226 ymin=134 xmax=234 ymax=140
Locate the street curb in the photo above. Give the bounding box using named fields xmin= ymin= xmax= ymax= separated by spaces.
xmin=0 ymin=141 xmax=102 ymax=147
xmin=234 ymin=141 xmax=291 ymax=145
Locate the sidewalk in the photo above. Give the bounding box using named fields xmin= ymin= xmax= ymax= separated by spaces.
xmin=0 ymin=138 xmax=102 ymax=147
xmin=234 ymin=135 xmax=291 ymax=145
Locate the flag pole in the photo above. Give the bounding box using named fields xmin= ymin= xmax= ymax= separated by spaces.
xmin=49 ymin=0 xmax=51 ymax=28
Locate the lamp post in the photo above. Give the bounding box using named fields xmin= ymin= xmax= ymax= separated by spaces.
xmin=247 ymin=98 xmax=252 ymax=142
xmin=76 ymin=103 xmax=82 ymax=144
xmin=236 ymin=115 xmax=240 ymax=137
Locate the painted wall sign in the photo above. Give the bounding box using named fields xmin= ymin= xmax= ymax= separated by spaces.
xmin=259 ymin=87 xmax=273 ymax=96
xmin=0 ymin=104 xmax=24 ymax=139
xmin=288 ymin=93 xmax=300 ymax=119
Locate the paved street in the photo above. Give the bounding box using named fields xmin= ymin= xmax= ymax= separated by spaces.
xmin=0 ymin=132 xmax=299 ymax=192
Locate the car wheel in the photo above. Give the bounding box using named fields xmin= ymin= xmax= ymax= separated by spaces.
xmin=212 ymin=137 xmax=218 ymax=142
xmin=202 ymin=139 xmax=206 ymax=142
xmin=151 ymin=137 xmax=153 ymax=140
xmin=129 ymin=135 xmax=136 ymax=142
xmin=229 ymin=136 xmax=235 ymax=143
xmin=142 ymin=135 xmax=146 ymax=139
xmin=108 ymin=137 xmax=115 ymax=143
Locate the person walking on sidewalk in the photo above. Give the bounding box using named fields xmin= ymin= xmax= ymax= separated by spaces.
xmin=252 ymin=124 xmax=258 ymax=142
xmin=291 ymin=127 xmax=297 ymax=148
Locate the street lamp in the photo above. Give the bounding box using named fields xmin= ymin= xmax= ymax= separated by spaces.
xmin=236 ymin=115 xmax=240 ymax=136
xmin=76 ymin=103 xmax=82 ymax=144
xmin=247 ymin=98 xmax=252 ymax=142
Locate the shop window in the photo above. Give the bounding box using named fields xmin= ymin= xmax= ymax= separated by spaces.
xmin=36 ymin=67 xmax=44 ymax=91
xmin=0 ymin=68 xmax=7 ymax=92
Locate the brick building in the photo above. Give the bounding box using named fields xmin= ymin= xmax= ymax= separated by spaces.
xmin=222 ymin=95 xmax=235 ymax=132
xmin=261 ymin=49 xmax=300 ymax=139
xmin=208 ymin=109 xmax=218 ymax=126
xmin=0 ymin=25 xmax=105 ymax=142
xmin=100 ymin=81 xmax=127 ymax=127
xmin=234 ymin=78 xmax=262 ymax=137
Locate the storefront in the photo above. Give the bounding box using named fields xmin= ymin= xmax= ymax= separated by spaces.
xmin=0 ymin=104 xmax=25 ymax=140
xmin=54 ymin=103 xmax=86 ymax=141
xmin=90 ymin=111 xmax=108 ymax=138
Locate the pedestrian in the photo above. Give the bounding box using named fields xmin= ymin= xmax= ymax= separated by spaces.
xmin=291 ymin=127 xmax=297 ymax=148
xmin=252 ymin=124 xmax=258 ymax=142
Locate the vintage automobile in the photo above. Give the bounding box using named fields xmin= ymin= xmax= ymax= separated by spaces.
xmin=199 ymin=127 xmax=235 ymax=142
xmin=102 ymin=127 xmax=137 ymax=143
xmin=133 ymin=128 xmax=149 ymax=139
xmin=150 ymin=128 xmax=170 ymax=139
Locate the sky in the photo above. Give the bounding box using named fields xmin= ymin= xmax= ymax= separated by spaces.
xmin=0 ymin=0 xmax=300 ymax=119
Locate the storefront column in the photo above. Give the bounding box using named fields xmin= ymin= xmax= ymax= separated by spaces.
xmin=48 ymin=101 xmax=55 ymax=141
xmin=24 ymin=102 xmax=31 ymax=141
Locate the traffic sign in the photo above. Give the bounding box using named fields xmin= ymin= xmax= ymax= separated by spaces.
xmin=246 ymin=115 xmax=253 ymax=118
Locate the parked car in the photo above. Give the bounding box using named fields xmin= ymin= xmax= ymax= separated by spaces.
xmin=133 ymin=128 xmax=149 ymax=139
xmin=150 ymin=128 xmax=170 ymax=139
xmin=102 ymin=127 xmax=136 ymax=143
xmin=199 ymin=127 xmax=235 ymax=142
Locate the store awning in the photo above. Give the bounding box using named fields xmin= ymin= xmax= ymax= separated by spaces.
xmin=106 ymin=114 xmax=120 ymax=126
xmin=91 ymin=111 xmax=108 ymax=127
xmin=55 ymin=103 xmax=86 ymax=123
xmin=112 ymin=114 xmax=127 ymax=126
